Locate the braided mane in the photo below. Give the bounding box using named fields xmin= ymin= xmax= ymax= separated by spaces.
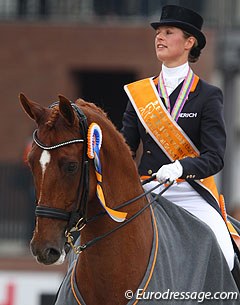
xmin=45 ymin=106 xmax=60 ymax=128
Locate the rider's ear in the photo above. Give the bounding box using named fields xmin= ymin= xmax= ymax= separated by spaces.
xmin=58 ymin=95 xmax=76 ymax=126
xmin=19 ymin=93 xmax=45 ymax=124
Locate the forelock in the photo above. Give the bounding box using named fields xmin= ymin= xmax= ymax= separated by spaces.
xmin=45 ymin=107 xmax=60 ymax=128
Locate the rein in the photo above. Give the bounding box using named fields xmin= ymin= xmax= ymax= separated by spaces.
xmin=33 ymin=102 xmax=172 ymax=254
xmin=67 ymin=182 xmax=173 ymax=254
xmin=86 ymin=175 xmax=159 ymax=224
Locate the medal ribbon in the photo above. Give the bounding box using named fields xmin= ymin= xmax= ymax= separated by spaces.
xmin=159 ymin=68 xmax=194 ymax=121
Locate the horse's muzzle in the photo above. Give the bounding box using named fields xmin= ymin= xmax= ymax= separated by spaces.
xmin=30 ymin=241 xmax=64 ymax=265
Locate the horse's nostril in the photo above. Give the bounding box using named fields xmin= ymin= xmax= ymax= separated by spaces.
xmin=45 ymin=247 xmax=61 ymax=260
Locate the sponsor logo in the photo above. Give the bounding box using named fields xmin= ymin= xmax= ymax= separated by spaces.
xmin=179 ymin=112 xmax=197 ymax=118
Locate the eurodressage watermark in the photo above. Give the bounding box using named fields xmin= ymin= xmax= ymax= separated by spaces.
xmin=124 ymin=289 xmax=239 ymax=303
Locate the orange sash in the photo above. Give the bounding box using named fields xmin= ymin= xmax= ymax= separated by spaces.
xmin=124 ymin=77 xmax=240 ymax=245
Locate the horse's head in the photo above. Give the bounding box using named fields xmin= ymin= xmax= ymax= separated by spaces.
xmin=20 ymin=93 xmax=142 ymax=267
xmin=19 ymin=93 xmax=99 ymax=265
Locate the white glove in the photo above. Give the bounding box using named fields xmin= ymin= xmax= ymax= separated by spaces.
xmin=155 ymin=160 xmax=183 ymax=183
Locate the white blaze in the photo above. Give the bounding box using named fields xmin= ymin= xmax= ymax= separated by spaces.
xmin=38 ymin=150 xmax=51 ymax=202
xmin=39 ymin=150 xmax=51 ymax=173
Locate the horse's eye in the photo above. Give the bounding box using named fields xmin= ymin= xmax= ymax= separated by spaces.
xmin=64 ymin=162 xmax=79 ymax=174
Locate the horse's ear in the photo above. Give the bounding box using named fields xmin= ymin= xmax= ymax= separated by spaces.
xmin=19 ymin=93 xmax=45 ymax=124
xmin=58 ymin=95 xmax=76 ymax=126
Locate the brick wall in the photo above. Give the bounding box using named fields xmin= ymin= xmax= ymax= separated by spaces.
xmin=0 ymin=21 xmax=215 ymax=162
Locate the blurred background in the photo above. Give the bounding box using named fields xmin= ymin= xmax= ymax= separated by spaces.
xmin=1 ymin=0 xmax=240 ymax=304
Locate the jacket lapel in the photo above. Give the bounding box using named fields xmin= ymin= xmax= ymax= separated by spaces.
xmin=169 ymin=79 xmax=200 ymax=107
xmin=154 ymin=75 xmax=200 ymax=108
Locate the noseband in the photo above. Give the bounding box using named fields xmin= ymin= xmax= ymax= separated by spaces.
xmin=33 ymin=102 xmax=90 ymax=233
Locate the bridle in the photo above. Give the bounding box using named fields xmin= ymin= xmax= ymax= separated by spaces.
xmin=33 ymin=101 xmax=171 ymax=254
xmin=33 ymin=102 xmax=90 ymax=234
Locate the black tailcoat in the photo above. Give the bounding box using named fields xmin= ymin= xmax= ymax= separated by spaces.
xmin=122 ymin=78 xmax=226 ymax=211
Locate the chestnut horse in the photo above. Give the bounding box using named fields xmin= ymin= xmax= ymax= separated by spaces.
xmin=20 ymin=94 xmax=154 ymax=304
xmin=20 ymin=94 xmax=240 ymax=305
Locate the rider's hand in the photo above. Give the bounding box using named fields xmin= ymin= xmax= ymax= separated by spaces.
xmin=155 ymin=160 xmax=183 ymax=183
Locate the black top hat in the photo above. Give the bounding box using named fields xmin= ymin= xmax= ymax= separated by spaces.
xmin=151 ymin=5 xmax=206 ymax=50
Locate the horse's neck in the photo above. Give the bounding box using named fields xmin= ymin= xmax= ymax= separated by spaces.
xmin=76 ymin=203 xmax=153 ymax=304
xmin=75 ymin=156 xmax=153 ymax=305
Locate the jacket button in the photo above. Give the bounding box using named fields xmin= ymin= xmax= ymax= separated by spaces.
xmin=147 ymin=150 xmax=151 ymax=154
xmin=148 ymin=169 xmax=153 ymax=175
